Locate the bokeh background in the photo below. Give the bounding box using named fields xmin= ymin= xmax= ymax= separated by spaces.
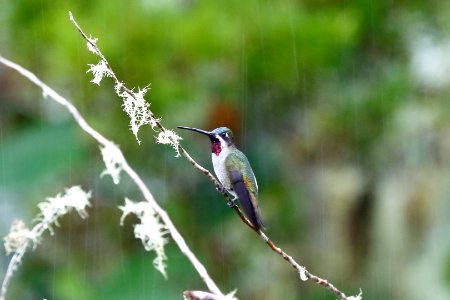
xmin=1 ymin=1 xmax=450 ymax=299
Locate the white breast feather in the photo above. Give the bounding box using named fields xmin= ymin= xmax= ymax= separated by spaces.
xmin=211 ymin=136 xmax=235 ymax=196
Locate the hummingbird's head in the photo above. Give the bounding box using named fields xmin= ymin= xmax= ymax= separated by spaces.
xmin=177 ymin=126 xmax=235 ymax=156
xmin=210 ymin=127 xmax=234 ymax=145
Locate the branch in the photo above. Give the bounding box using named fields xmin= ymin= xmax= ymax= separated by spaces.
xmin=1 ymin=187 xmax=91 ymax=300
xmin=0 ymin=55 xmax=224 ymax=298
xmin=1 ymin=233 xmax=28 ymax=300
xmin=67 ymin=12 xmax=362 ymax=300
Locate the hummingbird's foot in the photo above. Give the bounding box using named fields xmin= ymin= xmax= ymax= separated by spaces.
xmin=227 ymin=196 xmax=238 ymax=208
xmin=216 ymin=184 xmax=227 ymax=194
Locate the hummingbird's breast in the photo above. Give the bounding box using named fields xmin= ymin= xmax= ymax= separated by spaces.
xmin=211 ymin=147 xmax=235 ymax=196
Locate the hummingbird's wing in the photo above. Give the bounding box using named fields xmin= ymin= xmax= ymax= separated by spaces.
xmin=225 ymin=152 xmax=265 ymax=230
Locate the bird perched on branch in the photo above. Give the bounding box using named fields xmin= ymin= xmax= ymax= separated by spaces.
xmin=177 ymin=126 xmax=265 ymax=231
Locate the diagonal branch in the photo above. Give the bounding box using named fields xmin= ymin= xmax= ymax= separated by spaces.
xmin=0 ymin=55 xmax=224 ymax=298
xmin=68 ymin=11 xmax=361 ymax=299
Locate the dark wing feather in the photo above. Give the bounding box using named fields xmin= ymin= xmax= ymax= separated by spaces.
xmin=229 ymin=170 xmax=262 ymax=230
xmin=225 ymin=151 xmax=265 ymax=230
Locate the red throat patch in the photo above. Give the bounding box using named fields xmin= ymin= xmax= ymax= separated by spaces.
xmin=211 ymin=141 xmax=222 ymax=156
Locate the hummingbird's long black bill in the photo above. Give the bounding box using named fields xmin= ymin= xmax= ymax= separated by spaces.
xmin=177 ymin=126 xmax=214 ymax=138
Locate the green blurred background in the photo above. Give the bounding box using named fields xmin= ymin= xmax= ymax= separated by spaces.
xmin=1 ymin=0 xmax=450 ymax=299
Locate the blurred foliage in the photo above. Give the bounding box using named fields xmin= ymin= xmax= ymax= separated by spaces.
xmin=1 ymin=0 xmax=450 ymax=299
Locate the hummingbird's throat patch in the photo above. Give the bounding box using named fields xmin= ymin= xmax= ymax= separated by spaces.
xmin=211 ymin=141 xmax=222 ymax=156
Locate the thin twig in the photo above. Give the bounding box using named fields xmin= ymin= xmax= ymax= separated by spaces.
xmin=1 ymin=187 xmax=91 ymax=300
xmin=0 ymin=247 xmax=26 ymax=300
xmin=0 ymin=55 xmax=224 ymax=298
xmin=53 ymin=11 xmax=356 ymax=299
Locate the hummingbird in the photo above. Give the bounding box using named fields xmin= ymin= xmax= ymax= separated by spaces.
xmin=177 ymin=126 xmax=265 ymax=231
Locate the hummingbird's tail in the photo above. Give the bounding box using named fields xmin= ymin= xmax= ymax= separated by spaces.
xmin=252 ymin=205 xmax=266 ymax=231
xmin=239 ymin=196 xmax=265 ymax=231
